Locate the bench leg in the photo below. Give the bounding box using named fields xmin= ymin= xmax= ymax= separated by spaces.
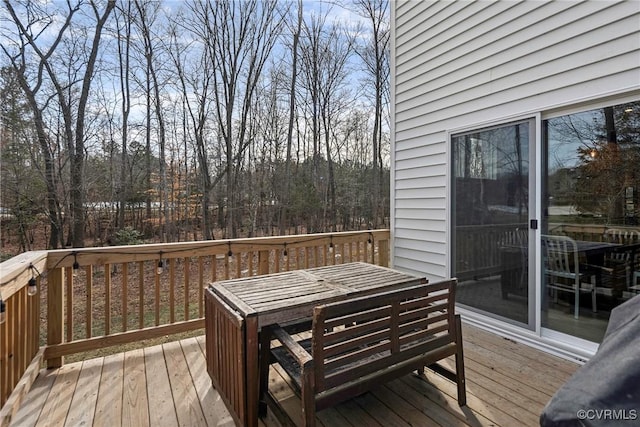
xmin=301 ymin=368 xmax=316 ymax=427
xmin=258 ymin=327 xmax=272 ymax=417
xmin=454 ymin=315 xmax=467 ymax=407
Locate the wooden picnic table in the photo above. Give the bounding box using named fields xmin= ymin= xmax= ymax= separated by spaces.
xmin=204 ymin=262 xmax=425 ymax=426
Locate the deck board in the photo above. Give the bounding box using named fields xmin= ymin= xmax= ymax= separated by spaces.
xmin=122 ymin=349 xmax=149 ymax=427
xmin=94 ymin=353 xmax=124 ymax=427
xmin=163 ymin=340 xmax=208 ymax=426
xmin=183 ymin=337 xmax=235 ymax=427
xmin=36 ymin=363 xmax=81 ymax=426
xmin=65 ymin=357 xmax=102 ymax=427
xmin=144 ymin=345 xmax=179 ymax=427
xmin=9 ymin=368 xmax=56 ymax=427
xmin=9 ymin=324 xmax=579 ymax=427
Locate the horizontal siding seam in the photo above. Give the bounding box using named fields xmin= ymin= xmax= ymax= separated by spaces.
xmin=396 ymin=1 xmax=527 ymax=68
xmin=397 ymin=15 xmax=639 ymax=99
xmin=396 ymin=1 xmax=619 ymax=77
xmin=395 ymin=62 xmax=639 ymax=130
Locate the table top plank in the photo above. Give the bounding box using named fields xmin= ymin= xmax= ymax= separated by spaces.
xmin=209 ymin=262 xmax=424 ymax=326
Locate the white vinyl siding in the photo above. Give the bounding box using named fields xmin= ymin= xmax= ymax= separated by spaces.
xmin=391 ymin=0 xmax=640 ymax=279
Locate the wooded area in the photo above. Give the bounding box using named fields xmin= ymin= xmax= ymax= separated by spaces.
xmin=0 ymin=0 xmax=391 ymax=253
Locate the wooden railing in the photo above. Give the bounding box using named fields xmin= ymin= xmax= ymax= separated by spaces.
xmin=548 ymin=223 xmax=640 ymax=242
xmin=0 ymin=229 xmax=390 ymax=423
xmin=455 ymin=224 xmax=528 ymax=282
xmin=0 ymin=251 xmax=47 ymax=425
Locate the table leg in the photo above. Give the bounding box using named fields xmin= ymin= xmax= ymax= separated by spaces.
xmin=258 ymin=325 xmax=271 ymax=418
xmin=246 ymin=315 xmax=260 ymax=427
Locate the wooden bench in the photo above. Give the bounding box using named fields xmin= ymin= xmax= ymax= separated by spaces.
xmin=261 ymin=279 xmax=466 ymax=426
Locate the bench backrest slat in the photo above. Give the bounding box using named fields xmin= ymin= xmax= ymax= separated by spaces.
xmin=311 ymin=279 xmax=456 ymax=393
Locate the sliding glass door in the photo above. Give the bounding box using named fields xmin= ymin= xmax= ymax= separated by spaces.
xmin=452 ymin=119 xmax=535 ymax=328
xmin=542 ymin=101 xmax=640 ymax=343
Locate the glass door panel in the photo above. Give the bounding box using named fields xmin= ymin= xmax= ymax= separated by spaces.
xmin=452 ymin=120 xmax=533 ymax=327
xmin=542 ymin=101 xmax=640 ymax=343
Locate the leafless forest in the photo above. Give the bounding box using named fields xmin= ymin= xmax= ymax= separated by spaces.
xmin=0 ymin=0 xmax=390 ymax=254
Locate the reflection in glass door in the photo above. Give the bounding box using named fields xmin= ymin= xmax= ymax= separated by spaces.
xmin=542 ymin=101 xmax=640 ymax=343
xmin=452 ymin=120 xmax=534 ymax=327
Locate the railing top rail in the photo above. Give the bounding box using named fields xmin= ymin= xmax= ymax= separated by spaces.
xmin=0 ymin=250 xmax=48 ymax=299
xmin=0 ymin=230 xmax=388 ymax=272
xmin=44 ymin=230 xmax=388 ymax=269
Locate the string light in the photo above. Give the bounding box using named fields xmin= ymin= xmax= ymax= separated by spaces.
xmin=157 ymin=252 xmax=164 ymax=275
xmin=329 ymin=235 xmax=334 ymax=253
xmin=72 ymin=252 xmax=79 ymax=277
xmin=283 ymin=242 xmax=288 ymax=258
xmin=0 ymin=298 xmax=5 ymax=324
xmin=0 ymin=231 xmax=380 ymax=289
xmin=27 ymin=264 xmax=39 ymax=296
xmin=227 ymin=242 xmax=233 ymax=257
xmin=27 ymin=265 xmax=38 ymax=296
xmin=27 ymin=277 xmax=38 ymax=296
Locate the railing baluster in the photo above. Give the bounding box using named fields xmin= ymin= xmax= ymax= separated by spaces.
xmin=31 ymin=277 xmax=40 ymax=356
xmin=198 ymin=257 xmax=205 ymax=318
xmin=16 ymin=290 xmax=23 ymax=385
xmin=7 ymin=292 xmax=15 ymax=391
xmin=86 ymin=265 xmax=93 ymax=338
xmin=138 ymin=261 xmax=144 ymax=330
xmin=210 ymin=255 xmax=216 ymax=284
xmin=236 ymin=253 xmax=241 ymax=278
xmin=169 ymin=258 xmax=176 ymax=324
xmin=105 ymin=263 xmax=111 ymax=336
xmin=184 ymin=257 xmax=190 ymax=321
xmin=122 ymin=262 xmax=128 ymax=332
xmin=364 ymin=240 xmax=370 ymax=263
xmin=66 ymin=267 xmax=73 ymax=342
xmin=288 ymin=248 xmax=292 ymax=270
xmin=155 ymin=261 xmax=160 ymax=326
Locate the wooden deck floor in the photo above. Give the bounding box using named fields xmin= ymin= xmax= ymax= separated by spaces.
xmin=10 ymin=324 xmax=579 ymax=427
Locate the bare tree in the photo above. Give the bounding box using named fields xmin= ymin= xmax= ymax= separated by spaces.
xmin=298 ymin=8 xmax=357 ymax=230
xmin=167 ymin=10 xmax=218 ymax=240
xmin=2 ymin=0 xmax=116 ymax=248
xmin=189 ymin=0 xmax=284 ymax=238
xmin=114 ymin=2 xmax=133 ymax=230
xmin=275 ymin=0 xmax=303 ymax=235
xmin=133 ymin=0 xmax=171 ymax=240
xmin=355 ymin=0 xmax=390 ymax=227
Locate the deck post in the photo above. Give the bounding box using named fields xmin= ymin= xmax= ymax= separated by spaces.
xmin=47 ymin=267 xmax=65 ymax=368
xmin=258 ymin=250 xmax=269 ymax=276
xmin=379 ymin=238 xmax=389 ymax=267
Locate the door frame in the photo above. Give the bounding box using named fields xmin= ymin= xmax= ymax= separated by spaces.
xmin=448 ymin=115 xmax=539 ymax=331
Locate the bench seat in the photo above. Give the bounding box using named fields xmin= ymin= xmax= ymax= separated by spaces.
xmin=261 ymin=279 xmax=466 ymax=426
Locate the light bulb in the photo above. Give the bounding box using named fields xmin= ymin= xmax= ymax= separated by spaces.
xmin=329 ymin=243 xmax=334 ymax=253
xmin=0 ymin=300 xmax=5 ymax=324
xmin=157 ymin=260 xmax=164 ymax=275
xmin=27 ymin=278 xmax=38 ymax=296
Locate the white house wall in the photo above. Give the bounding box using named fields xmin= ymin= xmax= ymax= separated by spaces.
xmin=391 ymin=0 xmax=640 ymax=279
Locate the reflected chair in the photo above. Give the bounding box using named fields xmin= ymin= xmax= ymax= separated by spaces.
xmin=542 ymin=235 xmax=597 ymax=319
xmin=604 ymin=229 xmax=640 ymax=290
xmin=499 ymin=227 xmax=528 ymax=299
xmin=624 ymin=270 xmax=640 ymax=299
